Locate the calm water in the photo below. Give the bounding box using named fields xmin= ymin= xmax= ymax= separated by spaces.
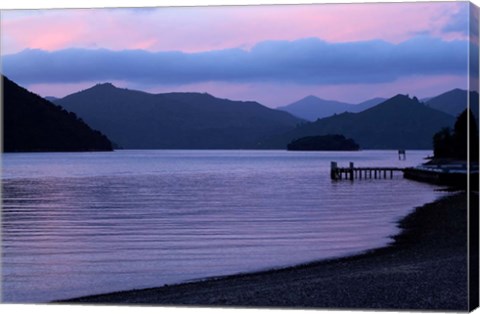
xmin=2 ymin=150 xmax=445 ymax=303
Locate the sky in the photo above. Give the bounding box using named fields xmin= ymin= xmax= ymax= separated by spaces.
xmin=0 ymin=1 xmax=477 ymax=107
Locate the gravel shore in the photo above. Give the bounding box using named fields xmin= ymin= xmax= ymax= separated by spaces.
xmin=61 ymin=192 xmax=473 ymax=311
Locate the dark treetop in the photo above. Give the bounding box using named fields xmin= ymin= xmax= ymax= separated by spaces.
xmin=433 ymin=108 xmax=479 ymax=161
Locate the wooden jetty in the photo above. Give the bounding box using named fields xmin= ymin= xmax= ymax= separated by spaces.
xmin=330 ymin=161 xmax=405 ymax=180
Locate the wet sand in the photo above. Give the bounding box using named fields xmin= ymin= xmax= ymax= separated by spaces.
xmin=61 ymin=192 xmax=473 ymax=311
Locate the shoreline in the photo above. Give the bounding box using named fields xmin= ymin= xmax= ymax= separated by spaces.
xmin=60 ymin=192 xmax=472 ymax=310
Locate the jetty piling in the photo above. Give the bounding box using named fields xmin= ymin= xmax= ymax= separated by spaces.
xmin=331 ymin=161 xmax=405 ymax=181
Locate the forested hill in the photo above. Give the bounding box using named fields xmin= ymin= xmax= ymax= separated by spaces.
xmin=54 ymin=83 xmax=304 ymax=149
xmin=3 ymin=76 xmax=113 ymax=152
xmin=425 ymin=88 xmax=479 ymax=122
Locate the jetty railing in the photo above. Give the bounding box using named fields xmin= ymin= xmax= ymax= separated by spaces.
xmin=330 ymin=161 xmax=405 ymax=181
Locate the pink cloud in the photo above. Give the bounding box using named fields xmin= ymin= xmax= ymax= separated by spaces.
xmin=3 ymin=3 xmax=470 ymax=106
xmin=1 ymin=2 xmax=469 ymax=55
xmin=2 ymin=10 xmax=91 ymax=52
xmin=219 ymin=2 xmax=464 ymax=45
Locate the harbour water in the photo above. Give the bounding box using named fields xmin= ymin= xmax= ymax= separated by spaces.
xmin=2 ymin=150 xmax=445 ymax=302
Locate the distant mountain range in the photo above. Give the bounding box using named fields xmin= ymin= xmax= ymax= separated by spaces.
xmin=266 ymin=95 xmax=456 ymax=149
xmin=53 ymin=83 xmax=304 ymax=149
xmin=9 ymin=76 xmax=475 ymax=151
xmin=44 ymin=96 xmax=60 ymax=103
xmin=3 ymin=76 xmax=113 ymax=152
xmin=277 ymin=96 xmax=386 ymax=121
xmin=278 ymin=88 xmax=480 ymax=123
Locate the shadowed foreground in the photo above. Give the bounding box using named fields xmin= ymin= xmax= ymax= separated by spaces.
xmin=62 ymin=193 xmax=472 ymax=311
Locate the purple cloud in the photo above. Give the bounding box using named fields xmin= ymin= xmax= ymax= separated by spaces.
xmin=2 ymin=36 xmax=469 ymax=88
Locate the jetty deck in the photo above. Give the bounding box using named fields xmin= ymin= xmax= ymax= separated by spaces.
xmin=330 ymin=161 xmax=476 ymax=190
xmin=330 ymin=162 xmax=405 ymax=180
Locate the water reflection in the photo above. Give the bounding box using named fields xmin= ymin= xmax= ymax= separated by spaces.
xmin=2 ymin=150 xmax=443 ymax=302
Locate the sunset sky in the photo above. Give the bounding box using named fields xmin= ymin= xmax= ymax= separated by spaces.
xmin=1 ymin=1 xmax=477 ymax=107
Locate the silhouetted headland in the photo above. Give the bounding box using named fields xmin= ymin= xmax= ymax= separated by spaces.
xmin=3 ymin=76 xmax=113 ymax=152
xmin=403 ymin=108 xmax=479 ymax=190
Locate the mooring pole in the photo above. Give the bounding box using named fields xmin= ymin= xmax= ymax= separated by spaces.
xmin=331 ymin=161 xmax=338 ymax=180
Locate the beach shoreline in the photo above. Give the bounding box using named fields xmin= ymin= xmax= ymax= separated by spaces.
xmin=59 ymin=192 xmax=472 ymax=311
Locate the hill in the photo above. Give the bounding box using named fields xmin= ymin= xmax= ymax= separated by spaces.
xmin=268 ymin=95 xmax=455 ymax=149
xmin=53 ymin=83 xmax=304 ymax=149
xmin=354 ymin=97 xmax=387 ymax=113
xmin=278 ymin=95 xmax=385 ymax=121
xmin=3 ymin=76 xmax=113 ymax=152
xmin=426 ymin=89 xmax=479 ymax=121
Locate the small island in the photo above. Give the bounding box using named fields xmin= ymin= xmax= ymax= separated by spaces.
xmin=287 ymin=134 xmax=360 ymax=151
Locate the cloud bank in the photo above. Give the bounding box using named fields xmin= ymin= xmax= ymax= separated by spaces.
xmin=2 ymin=37 xmax=469 ymax=87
